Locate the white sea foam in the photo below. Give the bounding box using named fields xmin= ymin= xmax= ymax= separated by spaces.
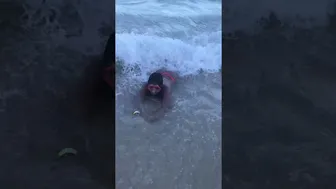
xmin=115 ymin=0 xmax=221 ymax=83
xmin=116 ymin=32 xmax=222 ymax=81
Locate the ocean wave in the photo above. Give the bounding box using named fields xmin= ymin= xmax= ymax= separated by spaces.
xmin=116 ymin=32 xmax=222 ymax=81
xmin=116 ymin=0 xmax=221 ymax=17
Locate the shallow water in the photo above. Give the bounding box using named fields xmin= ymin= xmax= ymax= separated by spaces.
xmin=116 ymin=74 xmax=221 ymax=188
xmin=115 ymin=0 xmax=222 ymax=188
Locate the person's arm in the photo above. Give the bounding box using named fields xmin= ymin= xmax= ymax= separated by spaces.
xmin=147 ymin=87 xmax=171 ymax=122
xmin=161 ymin=87 xmax=172 ymax=109
xmin=133 ymin=84 xmax=147 ymax=109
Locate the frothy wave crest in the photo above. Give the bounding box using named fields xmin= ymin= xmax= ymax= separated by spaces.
xmin=116 ymin=32 xmax=221 ymax=80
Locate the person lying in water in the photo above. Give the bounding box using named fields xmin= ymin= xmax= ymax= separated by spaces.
xmin=134 ymin=70 xmax=177 ymax=122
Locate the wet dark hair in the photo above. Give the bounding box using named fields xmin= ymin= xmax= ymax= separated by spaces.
xmin=148 ymin=72 xmax=163 ymax=86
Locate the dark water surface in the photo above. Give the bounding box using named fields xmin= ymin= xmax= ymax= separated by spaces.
xmin=0 ymin=1 xmax=114 ymax=188
xmin=223 ymin=5 xmax=336 ymax=189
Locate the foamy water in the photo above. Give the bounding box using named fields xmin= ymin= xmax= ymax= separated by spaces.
xmin=116 ymin=33 xmax=221 ymax=79
xmin=116 ymin=0 xmax=222 ymax=80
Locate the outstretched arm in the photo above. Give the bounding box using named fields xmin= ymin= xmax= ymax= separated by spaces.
xmin=147 ymin=87 xmax=172 ymax=122
xmin=133 ymin=84 xmax=147 ymax=109
xmin=162 ymin=88 xmax=172 ymax=109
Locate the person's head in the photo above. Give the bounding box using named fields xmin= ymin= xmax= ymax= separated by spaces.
xmin=147 ymin=72 xmax=163 ymax=95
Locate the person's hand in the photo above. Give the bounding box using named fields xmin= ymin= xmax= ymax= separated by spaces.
xmin=146 ymin=116 xmax=157 ymax=123
xmin=143 ymin=109 xmax=163 ymax=123
xmin=150 ymin=109 xmax=165 ymax=122
xmin=143 ymin=114 xmax=157 ymax=123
